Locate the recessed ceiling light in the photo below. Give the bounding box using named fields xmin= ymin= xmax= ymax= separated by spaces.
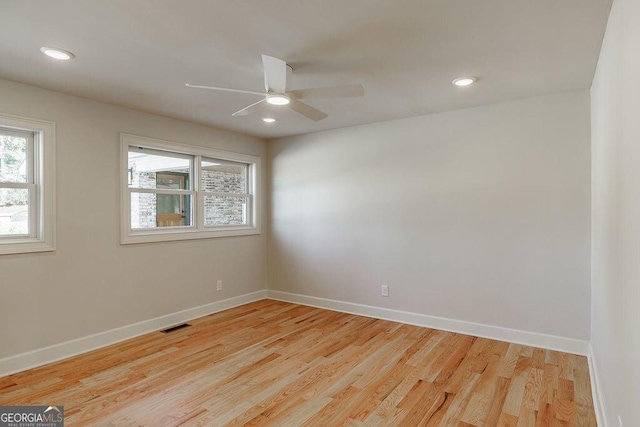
xmin=40 ymin=47 xmax=74 ymax=60
xmin=262 ymin=117 xmax=276 ymax=123
xmin=266 ymin=95 xmax=290 ymax=105
xmin=452 ymin=77 xmax=476 ymax=87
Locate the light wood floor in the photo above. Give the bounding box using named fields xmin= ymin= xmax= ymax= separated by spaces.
xmin=0 ymin=300 xmax=596 ymax=426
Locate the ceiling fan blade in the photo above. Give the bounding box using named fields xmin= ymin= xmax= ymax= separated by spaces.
xmin=185 ymin=83 xmax=265 ymax=97
xmin=261 ymin=54 xmax=288 ymax=94
xmin=286 ymin=99 xmax=328 ymax=121
xmin=288 ymin=84 xmax=365 ymax=99
xmin=231 ymin=98 xmax=268 ymax=116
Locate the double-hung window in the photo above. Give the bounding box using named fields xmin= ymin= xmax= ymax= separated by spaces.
xmin=121 ymin=134 xmax=261 ymax=244
xmin=0 ymin=114 xmax=55 ymax=255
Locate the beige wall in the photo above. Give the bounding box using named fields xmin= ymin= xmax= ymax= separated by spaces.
xmin=0 ymin=79 xmax=267 ymax=359
xmin=591 ymin=0 xmax=640 ymax=423
xmin=268 ymin=91 xmax=591 ymax=340
xmin=0 ymin=78 xmax=594 ymax=372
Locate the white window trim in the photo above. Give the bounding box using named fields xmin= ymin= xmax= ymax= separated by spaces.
xmin=0 ymin=113 xmax=56 ymax=255
xmin=120 ymin=133 xmax=261 ymax=244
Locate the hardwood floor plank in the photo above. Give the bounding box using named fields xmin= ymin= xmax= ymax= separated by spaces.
xmin=302 ymin=385 xmax=361 ymax=425
xmin=0 ymin=301 xmax=596 ymax=426
xmin=498 ymin=412 xmax=519 ymax=426
xmin=498 ymin=344 xmax=527 ymax=379
xmin=521 ymin=368 xmax=546 ymax=410
xmin=460 ymin=391 xmax=490 ymax=425
xmin=482 ymin=376 xmax=512 ymax=425
xmin=438 ymin=372 xmax=481 ymax=426
xmin=502 ymin=357 xmax=532 ymax=416
xmin=542 ymin=364 xmax=560 ymax=406
xmin=572 ymin=367 xmax=593 ymax=408
xmin=423 ymin=390 xmax=456 ymax=426
xmin=399 ymin=384 xmax=446 ymax=426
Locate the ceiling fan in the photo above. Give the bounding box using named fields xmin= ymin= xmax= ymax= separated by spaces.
xmin=186 ymin=54 xmax=365 ymax=121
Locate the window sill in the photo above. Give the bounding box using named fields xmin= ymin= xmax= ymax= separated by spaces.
xmin=0 ymin=239 xmax=56 ymax=255
xmin=121 ymin=225 xmax=261 ymax=245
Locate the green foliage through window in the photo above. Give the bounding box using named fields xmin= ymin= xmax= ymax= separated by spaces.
xmin=0 ymin=134 xmax=28 ymax=206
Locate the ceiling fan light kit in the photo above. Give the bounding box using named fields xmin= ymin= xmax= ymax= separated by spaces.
xmin=186 ymin=54 xmax=365 ymax=121
xmin=266 ymin=95 xmax=290 ymax=105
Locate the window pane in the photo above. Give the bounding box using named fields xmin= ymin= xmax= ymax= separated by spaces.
xmin=0 ymin=188 xmax=29 ymax=235
xmin=204 ymin=195 xmax=247 ymax=226
xmin=201 ymin=158 xmax=247 ymax=194
xmin=128 ymin=149 xmax=191 ymax=189
xmin=130 ymin=192 xmax=192 ymax=229
xmin=0 ymin=134 xmax=28 ymax=183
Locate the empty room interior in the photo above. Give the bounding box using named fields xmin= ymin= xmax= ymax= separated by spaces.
xmin=0 ymin=0 xmax=637 ymax=425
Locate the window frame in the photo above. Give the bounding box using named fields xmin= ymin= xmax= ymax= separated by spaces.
xmin=120 ymin=133 xmax=261 ymax=244
xmin=0 ymin=113 xmax=56 ymax=255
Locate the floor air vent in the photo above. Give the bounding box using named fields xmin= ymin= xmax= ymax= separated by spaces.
xmin=161 ymin=323 xmax=191 ymax=334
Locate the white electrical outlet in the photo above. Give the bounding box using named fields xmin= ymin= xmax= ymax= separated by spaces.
xmin=216 ymin=280 xmax=223 ymax=291
xmin=381 ymin=285 xmax=389 ymax=297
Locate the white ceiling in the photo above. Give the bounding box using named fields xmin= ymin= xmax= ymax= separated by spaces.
xmin=0 ymin=0 xmax=612 ymax=139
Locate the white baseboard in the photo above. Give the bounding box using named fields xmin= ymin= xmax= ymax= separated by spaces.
xmin=0 ymin=290 xmax=268 ymax=378
xmin=266 ymin=290 xmax=589 ymax=356
xmin=1 ymin=289 xmax=591 ymax=381
xmin=587 ymin=344 xmax=608 ymax=427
